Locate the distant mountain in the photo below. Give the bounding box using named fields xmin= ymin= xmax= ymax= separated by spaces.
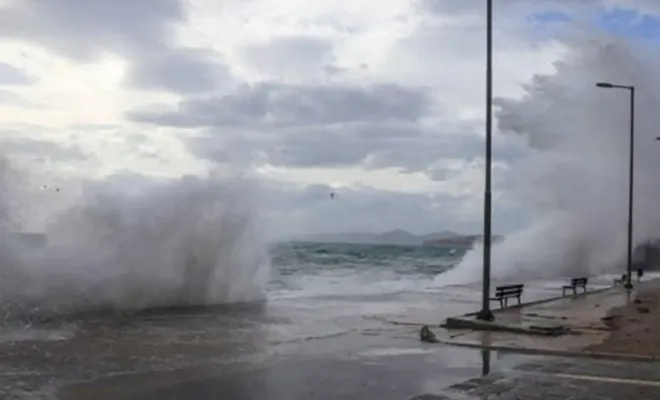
xmin=291 ymin=229 xmax=461 ymax=246
xmin=421 ymin=230 xmax=460 ymax=241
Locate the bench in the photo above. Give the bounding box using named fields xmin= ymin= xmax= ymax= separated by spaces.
xmin=489 ymin=284 xmax=524 ymax=308
xmin=562 ymin=277 xmax=588 ymax=296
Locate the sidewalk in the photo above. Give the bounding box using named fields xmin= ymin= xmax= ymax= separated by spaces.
xmin=439 ymin=278 xmax=660 ymax=359
xmin=437 ymin=279 xmax=660 ymax=399
xmin=586 ymin=278 xmax=660 ymax=357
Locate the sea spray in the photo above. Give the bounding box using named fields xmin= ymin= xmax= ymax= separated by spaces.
xmin=0 ymin=163 xmax=270 ymax=318
xmin=438 ymin=35 xmax=660 ymax=285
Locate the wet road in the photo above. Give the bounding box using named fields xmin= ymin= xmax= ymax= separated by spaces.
xmin=447 ymin=354 xmax=660 ymax=399
xmin=60 ymin=340 xmax=660 ymax=400
xmin=56 ymin=326 xmax=510 ymax=400
xmin=0 ymin=291 xmax=488 ymax=399
xmin=0 ymin=276 xmax=645 ymax=399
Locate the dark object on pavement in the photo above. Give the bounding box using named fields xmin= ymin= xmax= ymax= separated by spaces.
xmin=490 ymin=284 xmax=524 ymax=308
xmin=562 ymin=277 xmax=588 ymax=296
xmin=419 ymin=325 xmax=437 ymax=343
xmin=529 ymin=324 xmax=571 ymax=337
xmin=637 ymin=307 xmax=650 ymax=314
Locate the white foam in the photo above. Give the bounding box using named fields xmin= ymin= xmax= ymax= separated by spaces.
xmin=440 ymin=35 xmax=660 ymax=286
xmin=0 ymin=161 xmax=271 ymax=317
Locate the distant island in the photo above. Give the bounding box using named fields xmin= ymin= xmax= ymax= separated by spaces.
xmin=291 ymin=229 xmax=503 ymax=247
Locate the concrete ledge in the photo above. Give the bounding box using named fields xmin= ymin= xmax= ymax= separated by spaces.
xmin=436 ymin=339 xmax=658 ymax=363
xmin=442 ymin=318 xmax=571 ymax=336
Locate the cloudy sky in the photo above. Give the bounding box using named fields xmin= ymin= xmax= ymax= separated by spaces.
xmin=0 ymin=0 xmax=658 ymax=236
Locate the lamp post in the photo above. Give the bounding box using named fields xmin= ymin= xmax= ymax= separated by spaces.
xmin=476 ymin=0 xmax=495 ymax=321
xmin=596 ymin=81 xmax=635 ymax=290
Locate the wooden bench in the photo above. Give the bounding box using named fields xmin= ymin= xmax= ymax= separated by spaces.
xmin=562 ymin=277 xmax=588 ymax=296
xmin=489 ymin=284 xmax=524 ymax=308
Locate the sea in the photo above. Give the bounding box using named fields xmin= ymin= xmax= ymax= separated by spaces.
xmin=267 ymin=241 xmax=624 ymax=329
xmin=0 ymin=240 xmax=640 ymax=399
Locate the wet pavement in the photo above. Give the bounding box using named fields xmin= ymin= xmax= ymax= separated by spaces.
xmin=439 ymin=285 xmax=641 ymax=358
xmin=59 ymin=344 xmax=660 ymax=400
xmin=0 ymin=276 xmax=652 ymax=399
xmin=445 ymin=285 xmax=631 ymax=333
xmin=447 ymin=354 xmax=660 ymax=399
xmin=0 ymin=288 xmax=486 ymax=399
xmin=57 ymin=326 xmax=492 ymax=400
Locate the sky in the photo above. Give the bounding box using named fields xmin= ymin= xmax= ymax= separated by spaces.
xmin=0 ymin=0 xmax=658 ymax=237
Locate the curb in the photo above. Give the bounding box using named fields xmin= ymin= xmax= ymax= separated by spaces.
xmin=437 ymin=339 xmax=658 ymax=363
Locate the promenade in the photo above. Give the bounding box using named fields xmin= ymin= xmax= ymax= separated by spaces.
xmin=439 ymin=278 xmax=660 ymax=399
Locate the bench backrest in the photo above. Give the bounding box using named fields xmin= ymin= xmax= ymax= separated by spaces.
xmin=571 ymin=277 xmax=588 ymax=285
xmin=495 ymin=284 xmax=524 ymax=296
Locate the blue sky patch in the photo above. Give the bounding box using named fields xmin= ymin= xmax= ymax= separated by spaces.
xmin=527 ymin=6 xmax=660 ymax=44
xmin=527 ymin=10 xmax=572 ymax=40
xmin=596 ymin=7 xmax=660 ymax=41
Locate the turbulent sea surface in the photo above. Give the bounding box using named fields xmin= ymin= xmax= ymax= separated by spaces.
xmin=268 ymin=242 xmax=461 ymax=299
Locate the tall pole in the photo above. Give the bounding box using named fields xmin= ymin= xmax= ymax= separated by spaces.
xmin=625 ymin=87 xmax=635 ymax=290
xmin=596 ymin=82 xmax=635 ymax=290
xmin=477 ymin=0 xmax=494 ymax=321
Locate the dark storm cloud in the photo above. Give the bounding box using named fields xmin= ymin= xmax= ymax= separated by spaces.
xmin=126 ymin=47 xmax=233 ymax=94
xmin=128 ymin=83 xmax=430 ymax=128
xmin=128 ymin=82 xmax=440 ymax=169
xmin=0 ymin=0 xmax=183 ymax=59
xmin=0 ymin=0 xmax=230 ymax=94
xmin=129 ymin=81 xmax=525 ymax=172
xmin=418 ymin=0 xmax=586 ymax=16
xmin=186 ymin=117 xmax=525 ymax=173
xmin=188 ymin=122 xmax=424 ymax=168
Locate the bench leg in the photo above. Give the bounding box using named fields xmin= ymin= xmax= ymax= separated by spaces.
xmin=572 ymin=287 xmax=577 ymax=295
xmin=499 ymin=299 xmax=504 ymax=309
xmin=517 ymin=296 xmax=521 ymax=305
xmin=562 ymin=288 xmax=566 ymax=296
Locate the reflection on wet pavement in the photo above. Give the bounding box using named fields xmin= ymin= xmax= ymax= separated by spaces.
xmin=1 ymin=280 xmax=645 ymax=399
xmin=447 ymin=353 xmax=660 ymax=400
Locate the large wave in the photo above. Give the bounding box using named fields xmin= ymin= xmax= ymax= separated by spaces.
xmin=440 ymin=35 xmax=660 ymax=284
xmin=0 ymin=161 xmax=270 ymax=319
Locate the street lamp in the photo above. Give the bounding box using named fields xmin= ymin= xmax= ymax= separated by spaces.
xmin=476 ymin=0 xmax=495 ymax=321
xmin=596 ymin=81 xmax=635 ymax=290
